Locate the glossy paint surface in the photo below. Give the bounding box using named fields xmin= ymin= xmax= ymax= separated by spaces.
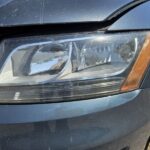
xmin=0 ymin=0 xmax=132 ymax=26
xmin=0 ymin=89 xmax=149 ymax=150
xmin=108 ymin=1 xmax=150 ymax=30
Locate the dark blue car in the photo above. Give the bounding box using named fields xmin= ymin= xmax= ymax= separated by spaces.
xmin=0 ymin=0 xmax=150 ymax=150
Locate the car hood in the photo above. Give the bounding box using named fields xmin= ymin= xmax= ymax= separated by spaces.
xmin=0 ymin=0 xmax=139 ymax=27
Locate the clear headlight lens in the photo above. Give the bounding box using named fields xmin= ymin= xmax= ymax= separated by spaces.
xmin=0 ymin=32 xmax=147 ymax=103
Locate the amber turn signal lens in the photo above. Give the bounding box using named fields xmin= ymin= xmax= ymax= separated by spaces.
xmin=121 ymin=34 xmax=150 ymax=92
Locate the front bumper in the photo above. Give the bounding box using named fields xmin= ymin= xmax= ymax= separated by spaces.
xmin=0 ymin=89 xmax=149 ymax=150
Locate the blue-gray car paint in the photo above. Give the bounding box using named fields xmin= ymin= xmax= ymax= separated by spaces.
xmin=108 ymin=1 xmax=150 ymax=30
xmin=0 ymin=0 xmax=150 ymax=150
xmin=0 ymin=90 xmax=140 ymax=124
xmin=0 ymin=0 xmax=145 ymax=27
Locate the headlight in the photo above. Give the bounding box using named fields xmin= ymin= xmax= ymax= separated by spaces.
xmin=0 ymin=32 xmax=149 ymax=103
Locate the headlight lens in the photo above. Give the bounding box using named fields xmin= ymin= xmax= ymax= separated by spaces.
xmin=0 ymin=32 xmax=147 ymax=103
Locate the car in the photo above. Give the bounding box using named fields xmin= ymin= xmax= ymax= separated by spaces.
xmin=0 ymin=0 xmax=150 ymax=150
